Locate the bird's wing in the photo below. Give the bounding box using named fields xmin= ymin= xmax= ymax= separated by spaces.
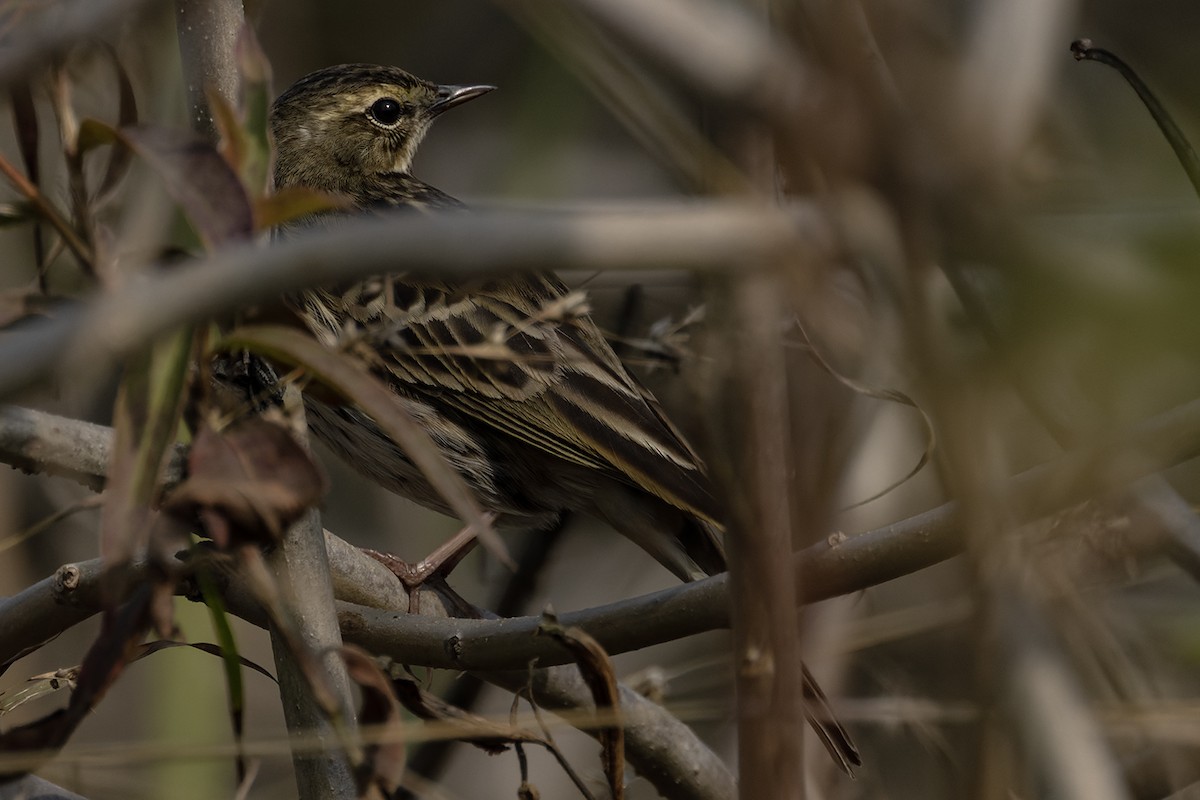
xmin=368 ymin=273 xmax=720 ymax=524
xmin=295 ymin=174 xmax=721 ymax=524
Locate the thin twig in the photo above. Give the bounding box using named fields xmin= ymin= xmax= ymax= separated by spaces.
xmin=0 ymin=151 xmax=93 ymax=266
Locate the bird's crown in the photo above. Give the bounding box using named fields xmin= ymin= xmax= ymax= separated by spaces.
xmin=271 ymin=63 xmax=493 ymax=190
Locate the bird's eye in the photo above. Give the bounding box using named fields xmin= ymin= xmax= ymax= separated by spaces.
xmin=369 ymin=98 xmax=403 ymax=126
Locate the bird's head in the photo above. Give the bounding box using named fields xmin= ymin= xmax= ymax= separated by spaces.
xmin=270 ymin=63 xmax=493 ymax=192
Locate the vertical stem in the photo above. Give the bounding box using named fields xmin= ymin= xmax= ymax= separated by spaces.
xmin=174 ymin=0 xmax=244 ymax=138
xmin=268 ymin=507 xmax=358 ymax=799
xmin=720 ymin=269 xmax=805 ymax=799
xmin=718 ymin=1 xmax=807 ymax=794
xmin=173 ymin=5 xmax=356 ymax=797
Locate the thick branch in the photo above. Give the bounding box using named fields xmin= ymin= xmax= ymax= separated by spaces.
xmin=175 ymin=0 xmax=244 ymax=137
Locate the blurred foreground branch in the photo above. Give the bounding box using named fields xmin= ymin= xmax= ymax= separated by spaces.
xmin=0 ymin=201 xmax=833 ymax=399
xmin=0 ymin=0 xmax=154 ymax=87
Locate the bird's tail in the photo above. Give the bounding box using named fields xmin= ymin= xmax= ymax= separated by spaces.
xmin=803 ymin=663 xmax=862 ymax=776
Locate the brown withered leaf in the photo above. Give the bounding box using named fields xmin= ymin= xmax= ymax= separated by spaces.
xmin=91 ymin=43 xmax=138 ymax=205
xmin=0 ymin=667 xmax=79 ymax=717
xmin=537 ymin=612 xmax=624 ymax=800
xmin=254 ymin=185 xmax=345 ymax=229
xmin=164 ymin=418 xmax=327 ymax=548
xmin=77 ymin=121 xmax=254 ymax=249
xmin=0 ymin=585 xmax=153 ymax=781
xmin=341 ymin=646 xmax=405 ymax=799
xmin=8 ymin=81 xmax=43 ymax=276
xmin=135 ymin=640 xmax=276 ymax=683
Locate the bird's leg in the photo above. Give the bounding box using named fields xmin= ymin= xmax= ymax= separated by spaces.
xmin=361 ymin=512 xmax=495 ymax=613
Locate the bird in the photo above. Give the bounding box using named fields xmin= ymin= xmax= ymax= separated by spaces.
xmin=268 ymin=64 xmax=859 ymax=772
xmin=270 ymin=63 xmax=726 ymax=583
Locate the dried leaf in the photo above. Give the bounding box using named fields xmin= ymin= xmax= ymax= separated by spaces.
xmin=164 ymin=417 xmax=327 ymax=548
xmin=79 ymin=121 xmax=254 ymax=249
xmin=254 ymin=185 xmax=345 ymax=230
xmin=135 ymin=640 xmax=275 ymax=683
xmin=92 ymin=43 xmax=138 ymax=205
xmin=9 ymin=82 xmax=43 ymax=276
xmin=0 ymin=668 xmax=79 ymax=716
xmin=341 ymin=646 xmax=405 ymax=798
xmin=219 ymin=325 xmax=509 ymax=568
xmin=537 ymin=612 xmax=624 ymax=800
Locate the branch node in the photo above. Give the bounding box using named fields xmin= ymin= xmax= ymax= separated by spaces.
xmin=54 ymin=563 xmax=82 ymax=596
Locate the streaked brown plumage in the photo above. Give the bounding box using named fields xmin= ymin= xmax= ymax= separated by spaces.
xmin=269 ymin=64 xmax=859 ymax=773
xmin=271 ymin=64 xmax=725 ymax=581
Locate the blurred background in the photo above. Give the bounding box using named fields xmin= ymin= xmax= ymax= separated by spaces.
xmin=4 ymin=0 xmax=1200 ymax=798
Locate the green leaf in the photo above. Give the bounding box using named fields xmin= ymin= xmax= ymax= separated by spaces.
xmin=235 ymin=25 xmax=272 ymax=198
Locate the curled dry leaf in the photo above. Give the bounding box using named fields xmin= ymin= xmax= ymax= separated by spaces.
xmin=341 ymin=646 xmax=405 ymax=799
xmin=537 ymin=612 xmax=624 ymax=800
xmin=254 ymin=185 xmax=345 ymax=230
xmin=164 ymin=417 xmax=327 ymax=549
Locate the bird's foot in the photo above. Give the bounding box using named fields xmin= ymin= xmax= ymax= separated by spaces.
xmin=362 ymin=513 xmax=495 ymax=613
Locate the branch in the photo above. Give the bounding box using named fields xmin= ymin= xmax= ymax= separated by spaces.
xmin=0 ymin=202 xmax=830 ymax=398
xmin=10 ymin=386 xmax=1200 ymax=797
xmin=0 ymin=775 xmax=87 ymax=800
xmin=175 ymin=0 xmax=245 ymax=138
xmin=8 ymin=390 xmax=1200 ymax=670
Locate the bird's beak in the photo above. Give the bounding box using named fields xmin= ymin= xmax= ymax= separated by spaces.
xmin=430 ymin=84 xmax=496 ymax=117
